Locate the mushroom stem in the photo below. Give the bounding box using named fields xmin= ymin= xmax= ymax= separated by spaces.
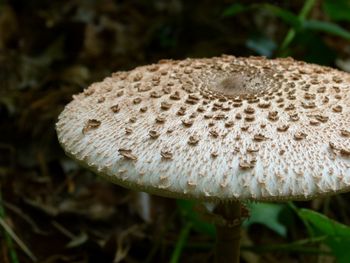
xmin=214 ymin=202 xmax=241 ymax=263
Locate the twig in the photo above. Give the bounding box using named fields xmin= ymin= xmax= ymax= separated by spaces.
xmin=3 ymin=201 xmax=47 ymax=235
xmin=51 ymin=221 xmax=76 ymax=239
xmin=0 ymin=218 xmax=37 ymax=262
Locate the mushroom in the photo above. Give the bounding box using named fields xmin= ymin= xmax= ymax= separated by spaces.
xmin=56 ymin=55 xmax=350 ymax=263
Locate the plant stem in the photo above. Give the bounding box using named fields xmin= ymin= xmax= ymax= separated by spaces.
xmin=279 ymin=0 xmax=317 ymax=55
xmin=169 ymin=222 xmax=192 ymax=263
xmin=215 ymin=202 xmax=241 ymax=263
xmin=0 ymin=188 xmax=19 ymax=263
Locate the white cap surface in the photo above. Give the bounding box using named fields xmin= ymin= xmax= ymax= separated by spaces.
xmin=56 ymin=55 xmax=350 ymax=201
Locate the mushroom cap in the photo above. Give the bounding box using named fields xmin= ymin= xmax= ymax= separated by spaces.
xmin=56 ymin=55 xmax=350 ymax=202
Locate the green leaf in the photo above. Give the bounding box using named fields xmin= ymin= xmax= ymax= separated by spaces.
xmin=222 ymin=3 xmax=248 ymax=17
xmin=298 ymin=209 xmax=350 ymax=263
xmin=303 ymin=20 xmax=350 ymax=40
xmin=244 ymin=203 xmax=287 ymax=237
xmin=177 ymin=200 xmax=215 ymax=238
xmin=299 ymin=208 xmax=350 ymax=239
xmin=292 ymin=32 xmax=336 ymax=65
xmin=323 ymin=0 xmax=350 ymax=22
xmin=260 ymin=4 xmax=301 ymax=28
xmin=222 ymin=3 xmax=301 ymax=28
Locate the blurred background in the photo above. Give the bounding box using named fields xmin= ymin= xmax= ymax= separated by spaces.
xmin=1 ymin=0 xmax=350 ymax=262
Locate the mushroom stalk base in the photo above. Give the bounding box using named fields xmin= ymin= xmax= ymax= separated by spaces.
xmin=215 ymin=202 xmax=241 ymax=263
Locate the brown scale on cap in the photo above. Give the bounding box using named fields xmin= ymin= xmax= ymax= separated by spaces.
xmin=302 ymin=101 xmax=316 ymax=109
xmin=129 ymin=117 xmax=137 ymax=123
xmin=188 ymin=135 xmax=200 ymax=145
xmin=197 ymin=106 xmax=206 ymax=112
xmin=253 ymin=134 xmax=268 ymax=142
xmin=182 ymin=84 xmax=196 ymax=93
xmin=150 ymin=91 xmax=162 ymax=98
xmin=310 ymin=120 xmax=320 ymax=126
xmin=329 ymin=142 xmax=350 ymax=157
xmin=149 ymin=130 xmax=160 ymax=139
xmin=289 ymin=113 xmax=299 ymax=122
xmin=182 ymin=119 xmax=194 ymax=127
xmin=97 ymin=97 xmax=105 ymax=103
xmin=155 ymin=114 xmax=166 ymax=123
xmin=333 ymin=105 xmax=343 ymax=113
xmin=333 ymin=86 xmax=341 ymax=93
xmin=160 ymin=101 xmax=172 ymax=110
xmin=225 ymin=120 xmax=234 ymax=128
xmin=82 ymin=119 xmax=101 ymax=134
xmin=317 ymin=87 xmax=326 ymax=93
xmin=213 ymin=113 xmax=226 ymax=120
xmin=186 ymin=94 xmax=201 ymax=105
xmin=209 ymin=129 xmax=219 ymax=138
xmin=84 ymin=88 xmax=94 ymax=96
xmin=277 ymin=124 xmax=289 ymax=132
xmin=341 ymin=130 xmax=350 ymax=137
xmin=241 ymin=125 xmax=249 ymax=132
xmin=294 ymin=132 xmax=307 ymax=141
xmin=151 ymin=75 xmax=161 ymax=83
xmin=57 ymin=55 xmax=350 ymax=202
xmin=170 ymin=91 xmax=181 ymax=100
xmin=161 ymin=148 xmax=173 ymax=160
xmin=140 ymin=106 xmax=148 ymax=113
xmin=340 ymin=149 xmax=350 ymax=156
xmin=147 ymin=64 xmax=159 ymax=72
xmin=235 ymin=113 xmax=242 ymax=120
xmin=110 ymin=104 xmax=120 ymax=113
xmin=125 ymin=127 xmax=133 ymax=134
xmin=204 ymin=114 xmax=212 ymax=119
xmin=133 ymin=72 xmax=143 ymax=82
xmin=304 ymin=93 xmax=316 ymax=100
xmin=315 ymin=115 xmax=329 ymax=123
xmin=245 ymin=115 xmax=255 ymax=122
xmin=268 ymin=111 xmax=279 ymax=121
xmin=211 ymin=150 xmax=219 ymax=158
xmin=244 ymin=106 xmax=255 ymax=114
xmin=239 ymin=158 xmax=256 ymax=169
xmin=247 ymin=146 xmax=259 ymax=153
xmin=177 ymin=107 xmax=186 ymax=116
xmin=118 ymin=149 xmax=137 ymax=160
xmin=133 ymin=97 xmax=142 ymax=104
xmin=138 ymin=85 xmax=152 ymax=92
xmin=276 ymin=98 xmax=284 ymax=104
xmin=258 ymin=101 xmax=271 ymax=109
xmin=162 ymin=86 xmax=172 ymax=94
xmin=322 ymin=96 xmax=330 ymax=104
xmin=189 ymin=112 xmax=197 ymax=119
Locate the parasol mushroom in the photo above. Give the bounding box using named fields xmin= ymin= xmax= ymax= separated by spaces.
xmin=56 ymin=55 xmax=350 ymax=263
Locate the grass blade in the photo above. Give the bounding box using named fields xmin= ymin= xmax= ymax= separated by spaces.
xmin=169 ymin=223 xmax=192 ymax=263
